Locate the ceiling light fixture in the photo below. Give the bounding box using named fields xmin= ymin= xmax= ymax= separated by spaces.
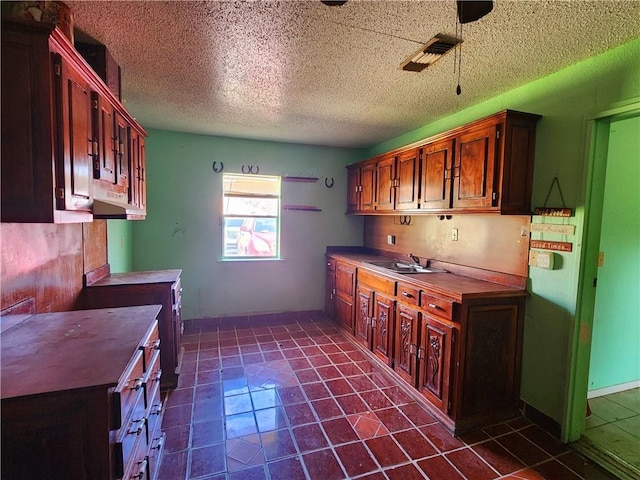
xmin=399 ymin=34 xmax=462 ymax=73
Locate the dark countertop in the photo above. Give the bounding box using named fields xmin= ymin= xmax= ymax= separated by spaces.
xmin=1 ymin=305 xmax=161 ymax=399
xmin=326 ymin=250 xmax=527 ymax=301
xmin=87 ymin=269 xmax=182 ymax=287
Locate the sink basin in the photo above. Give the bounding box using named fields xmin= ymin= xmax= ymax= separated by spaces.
xmin=365 ymin=261 xmax=447 ymax=274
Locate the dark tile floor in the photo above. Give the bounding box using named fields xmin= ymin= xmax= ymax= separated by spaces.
xmin=158 ymin=312 xmax=617 ymax=480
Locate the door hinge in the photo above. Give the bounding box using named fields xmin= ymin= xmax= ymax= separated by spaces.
xmin=496 ymin=129 xmax=501 ymax=139
xmin=57 ymin=188 xmax=64 ymax=199
xmin=452 ymin=329 xmax=457 ymax=343
xmin=409 ymin=343 xmax=417 ymax=355
xmin=492 ymin=192 xmax=498 ymax=201
xmin=54 ymin=63 xmax=61 ymax=76
xmin=371 ymin=318 xmax=376 ymax=327
xmin=417 ymin=346 xmax=424 ymax=360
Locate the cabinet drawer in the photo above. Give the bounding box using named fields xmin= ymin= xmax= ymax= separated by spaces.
xmin=420 ymin=293 xmax=453 ymax=320
xmin=112 ymin=350 xmax=145 ymax=430
xmin=145 ymin=350 xmax=162 ymax=410
xmin=147 ymin=431 xmax=165 ymax=480
xmin=326 ymin=257 xmax=336 ymax=271
xmin=358 ymin=269 xmax=395 ymax=295
xmin=396 ymin=281 xmax=420 ymax=307
xmin=141 ymin=321 xmax=161 ymax=371
xmin=114 ymin=391 xmax=147 ymax=479
xmin=146 ymin=376 xmax=164 ymax=447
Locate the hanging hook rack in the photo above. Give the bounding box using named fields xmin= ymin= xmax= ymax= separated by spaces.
xmin=242 ymin=165 xmax=260 ymax=174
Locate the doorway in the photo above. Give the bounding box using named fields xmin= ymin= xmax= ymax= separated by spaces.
xmin=567 ymin=106 xmax=640 ymax=479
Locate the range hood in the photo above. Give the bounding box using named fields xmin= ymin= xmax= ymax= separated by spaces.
xmin=93 ymin=197 xmax=145 ymax=219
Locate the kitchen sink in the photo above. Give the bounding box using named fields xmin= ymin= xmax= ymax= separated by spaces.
xmin=365 ymin=261 xmax=447 ymax=274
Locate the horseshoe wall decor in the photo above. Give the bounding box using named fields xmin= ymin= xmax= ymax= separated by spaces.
xmin=324 ymin=177 xmax=334 ymax=188
xmin=212 ymin=161 xmax=224 ymax=173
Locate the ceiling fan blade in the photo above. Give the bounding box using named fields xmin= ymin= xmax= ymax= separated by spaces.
xmin=457 ymin=1 xmax=493 ymax=24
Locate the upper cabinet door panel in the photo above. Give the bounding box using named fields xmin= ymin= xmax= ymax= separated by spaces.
xmin=376 ymin=154 xmax=396 ymax=211
xmin=360 ymin=162 xmax=376 ymax=211
xmin=92 ymin=92 xmax=116 ymax=184
xmin=395 ymin=148 xmax=420 ymax=211
xmin=346 ymin=165 xmax=361 ymax=213
xmin=55 ymin=53 xmax=92 ymax=212
xmin=452 ymin=124 xmax=498 ymax=209
xmin=421 ymin=139 xmax=454 ymax=210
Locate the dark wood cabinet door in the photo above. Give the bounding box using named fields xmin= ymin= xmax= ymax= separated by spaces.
xmin=55 ymin=54 xmax=93 ymax=213
xmin=372 ymin=291 xmax=394 ymax=365
xmin=360 ymin=161 xmax=376 ymax=211
xmin=354 ymin=285 xmax=373 ymax=349
xmin=419 ymin=315 xmax=456 ymax=414
xmin=394 ymin=304 xmax=420 ymax=387
xmin=114 ymin=113 xmax=130 ymax=189
xmin=346 ymin=165 xmax=361 ymax=212
xmin=92 ymin=92 xmax=116 ymax=183
xmin=335 ymin=263 xmax=355 ymax=297
xmin=421 ymin=139 xmax=454 ymax=210
xmin=138 ymin=136 xmax=146 ymax=210
xmin=375 ymin=154 xmax=396 ymax=211
xmin=452 ymin=124 xmax=498 ymax=209
xmin=335 ymin=294 xmax=354 ymax=333
xmin=395 ymin=148 xmax=420 ymax=211
xmin=460 ymin=303 xmax=519 ymax=418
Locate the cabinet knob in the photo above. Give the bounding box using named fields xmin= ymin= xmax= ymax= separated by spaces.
xmin=401 ymin=291 xmax=413 ymax=298
xmin=130 ymin=377 xmax=143 ymax=391
xmin=127 ymin=417 xmax=146 ymax=436
xmin=427 ymin=303 xmax=438 ymax=309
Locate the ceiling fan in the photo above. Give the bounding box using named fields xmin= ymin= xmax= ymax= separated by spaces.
xmin=320 ymin=0 xmax=494 ymax=24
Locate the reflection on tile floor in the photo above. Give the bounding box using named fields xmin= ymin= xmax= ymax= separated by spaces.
xmin=585 ymin=387 xmax=640 ymax=474
xmin=158 ymin=312 xmax=618 ymax=480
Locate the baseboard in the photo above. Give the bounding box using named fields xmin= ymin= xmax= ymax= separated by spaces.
xmin=588 ymin=380 xmax=640 ymax=399
xmin=184 ymin=310 xmax=326 ymax=331
xmin=521 ymin=402 xmax=562 ymax=439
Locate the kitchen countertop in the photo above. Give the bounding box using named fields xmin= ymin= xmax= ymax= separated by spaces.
xmin=87 ymin=269 xmax=182 ymax=287
xmin=326 ymin=250 xmax=527 ymax=302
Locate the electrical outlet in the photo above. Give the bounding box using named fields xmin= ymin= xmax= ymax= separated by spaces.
xmin=451 ymin=228 xmax=458 ymax=241
xmin=387 ymin=235 xmax=396 ymax=245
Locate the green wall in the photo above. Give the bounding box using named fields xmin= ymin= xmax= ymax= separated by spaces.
xmin=365 ymin=38 xmax=640 ymax=427
xmin=588 ymin=116 xmax=640 ymax=391
xmin=106 ymin=219 xmax=133 ymax=273
xmin=132 ymin=132 xmax=365 ymax=319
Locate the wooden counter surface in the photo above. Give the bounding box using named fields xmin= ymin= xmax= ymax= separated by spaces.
xmin=88 ymin=269 xmax=182 ymax=287
xmin=1 ymin=305 xmax=161 ymax=399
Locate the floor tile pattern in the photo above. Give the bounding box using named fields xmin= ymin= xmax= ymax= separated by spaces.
xmin=158 ymin=313 xmax=618 ymax=480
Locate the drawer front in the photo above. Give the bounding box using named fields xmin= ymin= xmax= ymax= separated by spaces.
xmin=145 ymin=350 xmax=162 ymax=411
xmin=396 ymin=281 xmax=420 ymax=307
xmin=122 ymin=433 xmax=148 ymax=480
xmin=145 ymin=378 xmax=164 ymax=447
xmin=141 ymin=321 xmax=161 ymax=371
xmin=113 ymin=350 xmax=145 ymax=430
xmin=420 ymin=292 xmax=453 ymax=320
xmin=326 ymin=257 xmax=336 ymax=271
xmin=358 ymin=269 xmax=395 ymax=295
xmin=147 ymin=431 xmax=165 ymax=480
xmin=172 ymin=278 xmax=182 ymax=305
xmin=113 ymin=392 xmax=147 ymax=479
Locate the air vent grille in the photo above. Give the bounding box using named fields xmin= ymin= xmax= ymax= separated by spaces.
xmin=399 ymin=34 xmax=462 ymax=73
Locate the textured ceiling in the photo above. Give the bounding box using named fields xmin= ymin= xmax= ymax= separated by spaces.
xmin=67 ymin=0 xmax=640 ymax=148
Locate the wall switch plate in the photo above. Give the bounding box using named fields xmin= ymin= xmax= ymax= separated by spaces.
xmin=387 ymin=235 xmax=396 ymax=245
xmin=451 ymin=228 xmax=458 ymax=241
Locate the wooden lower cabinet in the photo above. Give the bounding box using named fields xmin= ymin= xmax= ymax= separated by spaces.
xmin=1 ymin=305 xmax=166 ymax=480
xmin=85 ymin=269 xmax=183 ymax=390
xmin=326 ymin=256 xmax=356 ymax=333
xmin=326 ymin=257 xmax=526 ymax=435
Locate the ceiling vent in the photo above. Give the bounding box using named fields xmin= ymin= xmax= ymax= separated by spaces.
xmin=399 ymin=34 xmax=462 ymax=72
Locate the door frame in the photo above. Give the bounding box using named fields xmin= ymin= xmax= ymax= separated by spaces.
xmin=564 ymin=98 xmax=640 ymax=443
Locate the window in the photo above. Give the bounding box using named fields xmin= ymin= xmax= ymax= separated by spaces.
xmin=223 ymin=173 xmax=280 ymax=258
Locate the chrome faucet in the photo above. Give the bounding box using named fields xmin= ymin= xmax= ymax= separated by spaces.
xmin=408 ymin=253 xmax=420 ymax=266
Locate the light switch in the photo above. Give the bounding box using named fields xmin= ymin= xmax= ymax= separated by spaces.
xmin=537 ymin=252 xmax=554 ymax=269
xmin=451 ymin=228 xmax=458 ymax=241
xmin=387 ymin=235 xmax=396 ymax=245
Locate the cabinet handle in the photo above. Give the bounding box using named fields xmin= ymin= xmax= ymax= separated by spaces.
xmin=153 ymin=369 xmax=163 ymax=382
xmin=151 ymin=435 xmax=164 ymax=451
xmin=151 ymin=403 xmax=163 ymax=416
xmin=130 ymin=377 xmax=144 ymax=391
xmin=146 ymin=339 xmax=160 ymax=350
xmin=427 ymin=303 xmax=438 ymax=309
xmin=409 ymin=343 xmax=417 ymax=355
xmin=130 ymin=458 xmax=147 ymax=479
xmin=401 ymin=291 xmax=413 ymax=298
xmin=127 ymin=417 xmax=146 ymax=436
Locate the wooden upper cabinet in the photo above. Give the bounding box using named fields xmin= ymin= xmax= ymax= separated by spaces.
xmin=345 ymin=110 xmax=540 ymax=216
xmin=92 ymin=92 xmax=116 ymax=184
xmin=421 ymin=138 xmax=453 ymax=210
xmin=395 ymin=148 xmax=420 ymax=211
xmin=346 ymin=161 xmax=375 ymax=213
xmin=129 ymin=129 xmax=146 ymax=209
xmin=375 ymin=154 xmax=396 ymax=211
xmin=1 ymin=20 xmax=148 ymax=223
xmin=452 ymin=124 xmax=498 ymax=210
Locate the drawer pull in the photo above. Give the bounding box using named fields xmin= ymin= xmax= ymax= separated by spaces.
xmin=130 ymin=377 xmax=144 ymax=391
xmin=150 ymin=339 xmax=161 ymax=350
xmin=153 ymin=369 xmax=163 ymax=382
xmin=151 ymin=403 xmax=163 ymax=416
xmin=427 ymin=303 xmax=438 ymax=309
xmin=130 ymin=459 xmax=147 ymax=479
xmin=128 ymin=417 xmax=146 ymax=436
xmin=401 ymin=291 xmax=413 ymax=298
xmin=151 ymin=435 xmax=164 ymax=450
